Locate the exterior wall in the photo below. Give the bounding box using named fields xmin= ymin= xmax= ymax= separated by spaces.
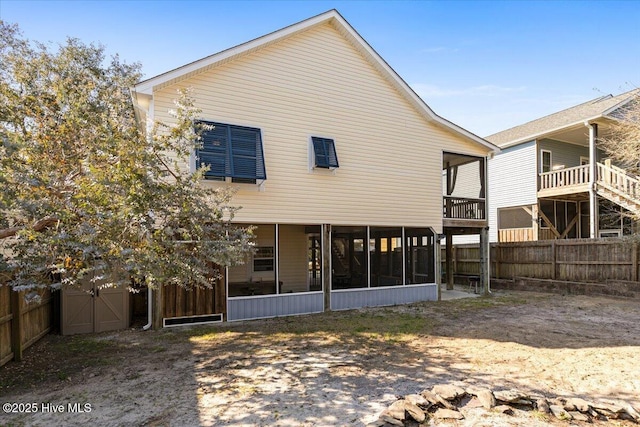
xmin=278 ymin=224 xmax=310 ymax=293
xmin=487 ymin=141 xmax=538 ymax=242
xmin=537 ymin=139 xmax=588 ymax=171
xmin=151 ymin=22 xmax=489 ymax=232
xmin=227 ymin=292 xmax=323 ymax=321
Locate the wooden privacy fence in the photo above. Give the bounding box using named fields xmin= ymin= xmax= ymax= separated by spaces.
xmin=444 ymin=238 xmax=639 ymax=283
xmin=0 ymin=283 xmax=53 ymax=367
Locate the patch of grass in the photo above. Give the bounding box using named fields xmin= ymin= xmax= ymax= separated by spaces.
xmin=0 ymin=333 xmax=127 ymax=397
xmin=187 ymin=310 xmax=436 ymax=348
xmin=149 ymin=344 xmax=167 ymax=353
xmin=52 ymin=336 xmax=114 ymax=355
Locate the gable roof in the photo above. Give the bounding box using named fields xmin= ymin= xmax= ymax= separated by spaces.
xmin=133 ymin=9 xmax=499 ymax=154
xmin=486 ymin=88 xmax=640 ymax=148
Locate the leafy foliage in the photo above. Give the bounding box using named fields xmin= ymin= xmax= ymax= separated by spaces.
xmin=0 ymin=21 xmax=253 ymax=291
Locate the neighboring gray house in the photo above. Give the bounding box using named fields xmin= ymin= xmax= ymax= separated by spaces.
xmin=485 ymin=89 xmax=640 ymax=242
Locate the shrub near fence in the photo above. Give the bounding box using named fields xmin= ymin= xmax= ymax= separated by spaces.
xmin=0 ymin=281 xmax=53 ymax=367
xmin=444 ymin=238 xmax=639 ymax=283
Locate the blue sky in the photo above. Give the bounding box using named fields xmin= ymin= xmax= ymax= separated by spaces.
xmin=1 ymin=0 xmax=639 ymax=136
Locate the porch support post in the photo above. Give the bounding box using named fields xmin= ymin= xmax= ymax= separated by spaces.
xmin=532 ymin=203 xmax=539 ymax=241
xmin=275 ymin=224 xmax=280 ymax=294
xmin=322 ymin=224 xmax=331 ymax=312
xmin=445 ymin=231 xmax=454 ymax=290
xmin=435 ymin=234 xmax=442 ymax=301
xmin=588 ymin=122 xmax=598 ymax=238
xmin=480 ymin=226 xmax=490 ymax=295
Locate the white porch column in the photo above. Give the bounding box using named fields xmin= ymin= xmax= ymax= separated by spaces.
xmin=445 ymin=231 xmax=454 ymax=290
xmin=588 ymin=123 xmax=598 ymax=238
xmin=322 ymin=224 xmax=331 ymax=311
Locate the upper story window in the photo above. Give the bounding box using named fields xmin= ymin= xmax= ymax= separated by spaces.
xmin=311 ymin=137 xmax=339 ymax=169
xmin=196 ymin=121 xmax=266 ymax=183
xmin=541 ymin=149 xmax=552 ymax=173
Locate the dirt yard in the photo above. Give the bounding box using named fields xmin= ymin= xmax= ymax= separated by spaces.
xmin=1 ymin=289 xmax=639 ymax=426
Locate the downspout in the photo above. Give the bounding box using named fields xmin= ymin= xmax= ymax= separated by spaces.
xmin=131 ymin=87 xmax=155 ymax=330
xmin=142 ymin=286 xmax=153 ymax=330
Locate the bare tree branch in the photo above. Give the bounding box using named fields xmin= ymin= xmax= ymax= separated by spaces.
xmin=0 ymin=217 xmax=59 ymax=240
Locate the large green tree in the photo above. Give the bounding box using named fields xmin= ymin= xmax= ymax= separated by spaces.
xmin=0 ymin=22 xmax=252 ymax=292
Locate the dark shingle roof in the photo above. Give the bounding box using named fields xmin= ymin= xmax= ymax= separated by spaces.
xmin=486 ymin=89 xmax=640 ymax=147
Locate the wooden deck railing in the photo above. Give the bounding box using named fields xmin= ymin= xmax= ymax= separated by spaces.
xmin=539 ymin=164 xmax=590 ymax=191
xmin=597 ymin=160 xmax=640 ymax=201
xmin=443 ymin=196 xmax=486 ymax=220
xmin=539 ymin=162 xmax=640 ymax=207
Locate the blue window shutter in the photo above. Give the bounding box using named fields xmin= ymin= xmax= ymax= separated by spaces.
xmin=198 ymin=122 xmax=229 ymax=179
xmin=230 ymin=126 xmax=266 ymax=180
xmin=312 ymin=137 xmax=339 ymax=169
xmin=196 ymin=121 xmax=266 ymax=181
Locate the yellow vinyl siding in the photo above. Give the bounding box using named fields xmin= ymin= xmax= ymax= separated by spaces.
xmin=152 ymin=23 xmax=488 ymax=232
xmin=277 ymin=225 xmax=309 ymax=293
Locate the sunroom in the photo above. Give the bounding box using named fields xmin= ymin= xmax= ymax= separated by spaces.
xmin=226 ymin=224 xmax=438 ymax=321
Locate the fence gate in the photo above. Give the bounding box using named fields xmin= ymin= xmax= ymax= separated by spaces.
xmin=61 ymin=274 xmax=129 ymax=335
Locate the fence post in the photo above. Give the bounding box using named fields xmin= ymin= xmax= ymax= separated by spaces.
xmin=551 ymin=240 xmax=557 ymax=280
xmin=480 ymin=227 xmax=490 ymax=295
xmin=446 ymin=232 xmax=454 ymax=290
xmin=11 ymin=290 xmax=22 ymax=362
xmin=493 ymin=244 xmax=501 ymax=279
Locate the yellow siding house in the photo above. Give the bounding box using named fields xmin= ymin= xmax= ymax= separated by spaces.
xmin=133 ymin=10 xmax=498 ymax=324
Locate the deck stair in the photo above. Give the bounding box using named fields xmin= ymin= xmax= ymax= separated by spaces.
xmin=331 ymin=240 xmax=350 ymax=275
xmin=596 ymin=160 xmax=640 ymax=216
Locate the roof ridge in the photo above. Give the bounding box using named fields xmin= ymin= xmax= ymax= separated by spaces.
xmin=590 ymin=94 xmax=613 ymax=104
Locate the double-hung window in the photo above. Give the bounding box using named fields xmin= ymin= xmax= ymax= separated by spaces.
xmin=311 ymin=137 xmax=339 ymax=169
xmin=196 ymin=121 xmax=266 ymax=183
xmin=541 ymin=150 xmax=552 ymax=173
